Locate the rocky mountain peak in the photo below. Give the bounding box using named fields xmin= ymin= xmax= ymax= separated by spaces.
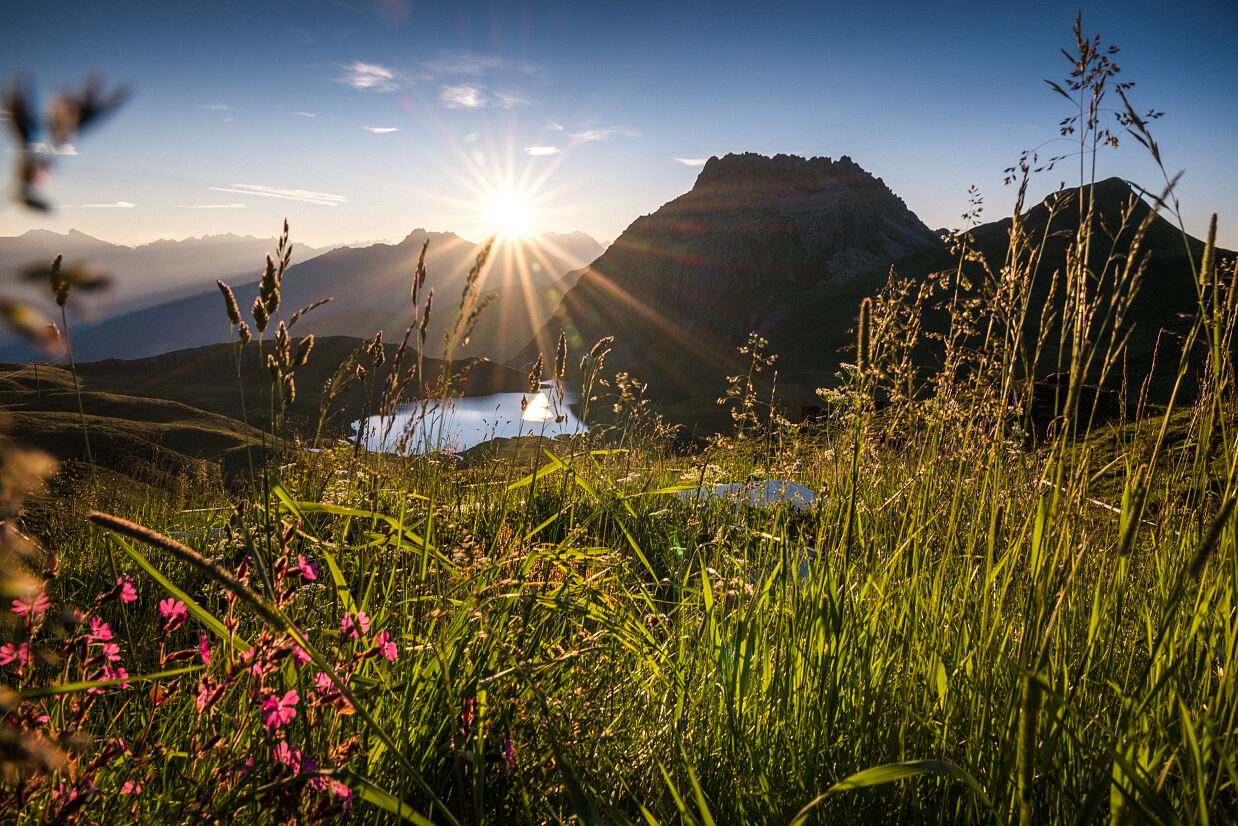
xmin=521 ymin=151 xmax=941 ymax=403
xmin=685 ymin=153 xmax=921 ymax=227
xmin=693 ymin=152 xmax=865 ymax=194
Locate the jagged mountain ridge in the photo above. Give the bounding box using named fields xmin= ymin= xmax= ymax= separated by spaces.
xmin=523 ymin=152 xmax=938 ymax=403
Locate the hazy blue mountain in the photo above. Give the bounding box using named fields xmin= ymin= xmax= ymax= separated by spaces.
xmin=0 ymin=229 xmax=336 ymax=325
xmin=3 ymin=229 xmax=602 ymax=362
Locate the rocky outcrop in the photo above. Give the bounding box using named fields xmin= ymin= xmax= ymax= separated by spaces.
xmin=523 ymin=153 xmax=938 ymax=406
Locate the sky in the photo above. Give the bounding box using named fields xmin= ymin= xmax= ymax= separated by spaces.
xmin=1 ymin=0 xmax=1235 ymax=250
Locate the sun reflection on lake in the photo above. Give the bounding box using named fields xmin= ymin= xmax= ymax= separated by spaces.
xmin=352 ymin=384 xmax=585 ymax=455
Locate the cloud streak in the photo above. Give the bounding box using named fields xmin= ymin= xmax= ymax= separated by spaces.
xmin=440 ymin=85 xmax=484 ymax=109
xmin=569 ymin=127 xmax=640 ymax=144
xmin=82 ymin=201 xmax=135 ymax=208
xmin=362 ymin=126 xmax=398 ymax=134
xmin=199 ymin=103 xmax=233 ymax=111
xmin=439 ymin=84 xmax=526 ymax=109
xmin=178 ymin=203 xmax=247 ymax=209
xmin=292 ymin=111 xmax=317 ymax=118
xmin=208 ymin=184 xmax=347 ymax=206
xmin=423 ymin=52 xmax=511 ymax=78
xmin=525 ymin=145 xmax=560 ymax=156
xmin=673 ymin=157 xmax=710 ymax=166
xmin=341 ymin=61 xmax=398 ymax=92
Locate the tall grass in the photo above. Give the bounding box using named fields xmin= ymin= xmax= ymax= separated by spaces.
xmin=2 ymin=15 xmax=1237 ymax=824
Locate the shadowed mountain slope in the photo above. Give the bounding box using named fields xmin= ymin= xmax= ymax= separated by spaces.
xmin=522 ymin=152 xmax=939 ymax=411
xmin=863 ymin=178 xmax=1237 ymax=403
xmin=525 ymin=166 xmax=1233 ymax=426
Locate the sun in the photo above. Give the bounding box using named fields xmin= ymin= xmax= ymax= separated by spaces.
xmin=485 ymin=193 xmax=533 ymax=238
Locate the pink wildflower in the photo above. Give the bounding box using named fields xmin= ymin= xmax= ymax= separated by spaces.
xmin=296 ymin=554 xmax=318 ymax=581
xmin=374 ymin=630 xmax=398 ymax=661
xmin=273 ymin=741 xmax=302 ymax=771
xmin=262 ymin=689 xmax=299 ymax=729
xmin=158 ymin=598 xmax=187 ymax=621
xmin=104 ymin=664 xmax=130 ymax=689
xmin=89 ymin=618 xmax=113 ymax=643
xmin=306 ymin=767 xmax=327 ymax=791
xmin=314 ymin=671 xmax=334 ymax=692
xmin=504 ymin=739 xmax=517 ymax=767
xmin=100 ymin=642 xmax=122 ymax=663
xmin=91 ymin=664 xmax=130 ymax=694
xmin=0 ymin=642 xmax=30 ymax=667
xmin=291 ymin=645 xmax=311 ymax=666
xmin=329 ymin=779 xmax=353 ymax=809
xmin=117 ymin=577 xmax=137 ymax=604
xmin=238 ymin=647 xmax=264 ymax=677
xmin=198 ymin=634 xmax=211 ymax=666
xmin=340 ymin=610 xmax=370 ymax=640
xmin=11 ymin=590 xmax=50 ymax=617
xmin=120 ymin=781 xmax=142 ymax=794
xmin=195 ymin=678 xmax=221 ymax=713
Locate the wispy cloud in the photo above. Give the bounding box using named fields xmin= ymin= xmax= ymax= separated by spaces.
xmin=439 ymin=84 xmax=527 ymax=109
xmin=30 ymin=142 xmax=78 ymax=156
xmin=493 ymin=91 xmax=527 ymax=108
xmin=422 ymin=51 xmax=538 ymax=81
xmin=178 ymin=203 xmax=247 ymax=209
xmin=207 ymin=183 xmax=347 ymax=206
xmin=82 ymin=201 xmax=135 ymax=208
xmin=440 ymin=85 xmax=485 ymax=109
xmin=199 ymin=103 xmax=233 ymax=111
xmin=569 ymin=127 xmax=640 ymax=144
xmin=362 ymin=126 xmax=398 ymax=134
xmin=424 ymin=52 xmax=511 ymax=78
xmin=292 ymin=111 xmax=317 ymax=118
xmin=673 ymin=157 xmax=710 ymax=166
xmin=525 ymin=145 xmax=560 ymax=156
xmin=340 ymin=61 xmax=398 ymax=92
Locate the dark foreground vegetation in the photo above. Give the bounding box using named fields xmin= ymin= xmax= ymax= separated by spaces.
xmin=2 ymin=16 xmax=1237 ymax=824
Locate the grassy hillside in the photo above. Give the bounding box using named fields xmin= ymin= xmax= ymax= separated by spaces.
xmin=0 ymin=336 xmax=527 ymax=482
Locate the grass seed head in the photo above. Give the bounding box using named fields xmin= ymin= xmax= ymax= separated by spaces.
xmin=1188 ymin=496 xmax=1236 ymax=579
xmin=528 ymin=354 xmax=543 ymax=395
xmin=857 ymin=297 xmax=872 ymax=375
xmin=216 ymin=280 xmax=241 ymax=326
xmin=554 ymin=331 xmax=567 ymax=384
xmin=251 ymin=296 xmax=269 ymax=334
xmin=293 ymin=334 xmax=314 ymax=368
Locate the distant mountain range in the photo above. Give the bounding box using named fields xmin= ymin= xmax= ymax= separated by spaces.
xmin=0 ymin=229 xmax=337 ymax=316
xmin=0 ymin=229 xmax=603 ymax=363
xmin=5 ymin=153 xmax=1232 ymax=437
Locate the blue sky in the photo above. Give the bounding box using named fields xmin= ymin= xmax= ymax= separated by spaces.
xmin=1 ymin=0 xmax=1235 ymax=248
